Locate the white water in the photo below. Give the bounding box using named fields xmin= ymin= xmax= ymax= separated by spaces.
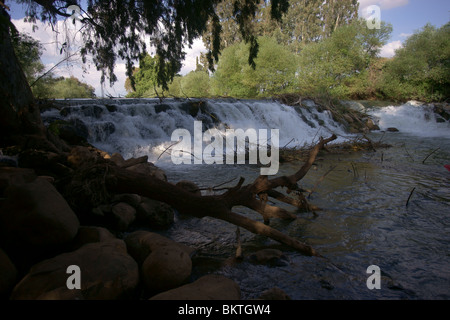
xmin=42 ymin=98 xmax=351 ymax=165
xmin=366 ymin=101 xmax=449 ymax=137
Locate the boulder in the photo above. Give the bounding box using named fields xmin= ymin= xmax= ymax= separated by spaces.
xmin=136 ymin=197 xmax=174 ymax=230
xmin=0 ymin=248 xmax=18 ymax=299
xmin=10 ymin=240 xmax=139 ymax=300
xmin=71 ymin=226 xmax=117 ymax=250
xmin=141 ymin=246 xmax=192 ymax=293
xmin=149 ymin=274 xmax=241 ymax=300
xmin=67 ymin=146 xmax=100 ymax=168
xmin=387 ymin=127 xmax=399 ymax=132
xmin=0 ymin=177 xmax=80 ymax=267
xmin=257 ymin=287 xmax=291 ymax=300
xmin=126 ymin=162 xmax=167 ymax=181
xmin=124 ymin=230 xmax=195 ymax=266
xmin=365 ymin=118 xmax=380 ymax=131
xmin=111 ymin=202 xmax=136 ymax=231
xmin=112 ymin=193 xmax=142 ymax=208
xmin=0 ymin=167 xmax=36 ymax=196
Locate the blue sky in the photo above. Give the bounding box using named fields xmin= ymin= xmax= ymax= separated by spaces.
xmin=7 ymin=0 xmax=450 ymax=97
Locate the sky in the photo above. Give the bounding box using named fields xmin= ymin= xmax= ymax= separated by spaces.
xmin=7 ymin=0 xmax=450 ymax=97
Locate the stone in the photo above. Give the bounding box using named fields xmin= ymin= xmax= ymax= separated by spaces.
xmin=142 ymin=246 xmax=192 ymax=293
xmin=387 ymin=127 xmax=399 ymax=132
xmin=149 ymin=274 xmax=241 ymax=300
xmin=126 ymin=162 xmax=167 ymax=181
xmin=136 ymin=197 xmax=174 ymax=230
xmin=112 ymin=193 xmax=142 ymax=208
xmin=111 ymin=202 xmax=136 ymax=231
xmin=366 ymin=118 xmax=380 ymax=131
xmin=67 ymin=146 xmax=99 ymax=168
xmin=0 ymin=177 xmax=80 ymax=267
xmin=0 ymin=248 xmax=18 ymax=299
xmin=10 ymin=240 xmax=139 ymax=300
xmin=257 ymin=287 xmax=291 ymax=300
xmin=110 ymin=153 xmax=125 ymax=166
xmin=71 ymin=226 xmax=117 ymax=250
xmin=124 ymin=230 xmax=195 ymax=266
xmin=0 ymin=167 xmax=36 ymax=196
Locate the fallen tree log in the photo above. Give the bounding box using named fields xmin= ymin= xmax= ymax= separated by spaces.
xmin=76 ymin=135 xmax=337 ymax=257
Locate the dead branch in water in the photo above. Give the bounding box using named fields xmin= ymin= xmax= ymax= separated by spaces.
xmin=95 ymin=134 xmax=338 ymax=256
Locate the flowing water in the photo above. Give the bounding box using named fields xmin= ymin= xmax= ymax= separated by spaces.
xmin=42 ymin=99 xmax=450 ymax=300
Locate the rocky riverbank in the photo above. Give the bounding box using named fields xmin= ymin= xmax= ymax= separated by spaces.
xmin=0 ymin=141 xmax=292 ymax=300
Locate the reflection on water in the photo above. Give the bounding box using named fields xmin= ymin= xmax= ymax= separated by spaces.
xmin=163 ymin=132 xmax=450 ymax=300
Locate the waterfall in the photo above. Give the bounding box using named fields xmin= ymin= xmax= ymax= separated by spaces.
xmin=364 ymin=101 xmax=449 ymax=138
xmin=41 ymin=98 xmax=350 ymax=164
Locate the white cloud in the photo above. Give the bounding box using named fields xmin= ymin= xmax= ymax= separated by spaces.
xmin=359 ymin=0 xmax=409 ymax=15
xmin=180 ymin=38 xmax=207 ymax=75
xmin=399 ymin=32 xmax=412 ymax=38
xmin=12 ymin=18 xmax=131 ymax=97
xmin=379 ymin=40 xmax=403 ymax=58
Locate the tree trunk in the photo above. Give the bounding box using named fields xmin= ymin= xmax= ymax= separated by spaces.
xmin=0 ymin=7 xmax=45 ymax=146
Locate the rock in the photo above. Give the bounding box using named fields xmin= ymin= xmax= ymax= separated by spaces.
xmin=176 ymin=180 xmax=201 ymax=196
xmin=124 ymin=230 xmax=195 ymax=266
xmin=366 ymin=118 xmax=380 ymax=131
xmin=71 ymin=226 xmax=117 ymax=250
xmin=257 ymin=287 xmax=291 ymax=300
xmin=141 ymin=246 xmax=192 ymax=293
xmin=126 ymin=162 xmax=167 ymax=181
xmin=0 ymin=177 xmax=80 ymax=268
xmin=18 ymin=149 xmax=69 ymax=177
xmin=136 ymin=197 xmax=174 ymax=230
xmin=60 ymin=119 xmax=89 ymax=145
xmin=110 ymin=153 xmax=125 ymax=166
xmin=248 ymin=249 xmax=289 ymax=267
xmin=67 ymin=146 xmax=99 ymax=168
xmin=387 ymin=127 xmax=399 ymax=132
xmin=10 ymin=240 xmax=139 ymax=300
xmin=150 ymin=274 xmax=241 ymax=300
xmin=111 ymin=202 xmax=136 ymax=231
xmin=112 ymin=194 xmax=142 ymax=208
xmin=0 ymin=248 xmax=18 ymax=299
xmin=301 ymin=99 xmax=316 ymax=108
xmin=0 ymin=167 xmax=36 ymax=196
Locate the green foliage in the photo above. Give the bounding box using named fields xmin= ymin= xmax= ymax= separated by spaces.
xmin=297 ymin=20 xmax=392 ymax=99
xmin=11 ymin=32 xmax=45 ymax=83
xmin=49 ymin=76 xmax=96 ymax=99
xmin=380 ymin=23 xmax=450 ymax=102
xmin=212 ymin=36 xmax=297 ymax=97
xmin=181 ymin=71 xmax=211 ymax=98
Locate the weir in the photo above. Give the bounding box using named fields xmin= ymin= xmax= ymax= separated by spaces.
xmin=41 ymin=98 xmax=349 ymax=163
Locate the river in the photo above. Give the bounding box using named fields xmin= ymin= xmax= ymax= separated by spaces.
xmin=41 ymin=98 xmax=450 ymax=299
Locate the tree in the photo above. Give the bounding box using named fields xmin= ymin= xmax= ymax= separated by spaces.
xmin=380 ymin=23 xmax=450 ymax=102
xmin=212 ymin=36 xmax=297 ymax=97
xmin=296 ymin=20 xmax=392 ymax=99
xmin=180 ymin=70 xmax=211 ymax=98
xmin=11 ymin=31 xmax=45 ymax=84
xmin=47 ymin=76 xmax=96 ymax=99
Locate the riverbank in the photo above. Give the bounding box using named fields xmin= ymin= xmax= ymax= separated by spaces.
xmin=1 ymin=97 xmax=448 ymax=300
